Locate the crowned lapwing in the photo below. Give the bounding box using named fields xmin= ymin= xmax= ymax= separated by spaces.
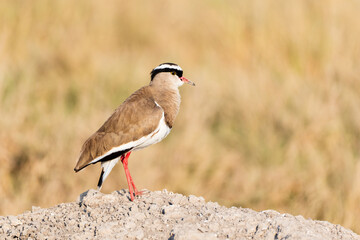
xmin=74 ymin=63 xmax=195 ymax=201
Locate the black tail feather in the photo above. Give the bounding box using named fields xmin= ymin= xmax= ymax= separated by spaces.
xmin=97 ymin=169 xmax=105 ymax=190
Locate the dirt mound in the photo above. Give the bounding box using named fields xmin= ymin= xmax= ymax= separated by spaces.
xmin=0 ymin=189 xmax=359 ymax=239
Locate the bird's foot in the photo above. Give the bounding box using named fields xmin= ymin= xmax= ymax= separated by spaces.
xmin=134 ymin=189 xmax=150 ymax=198
xmin=128 ymin=188 xmax=148 ymax=201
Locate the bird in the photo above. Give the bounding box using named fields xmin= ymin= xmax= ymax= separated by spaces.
xmin=74 ymin=63 xmax=195 ymax=201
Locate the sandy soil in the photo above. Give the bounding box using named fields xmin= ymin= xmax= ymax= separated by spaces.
xmin=0 ymin=189 xmax=359 ymax=240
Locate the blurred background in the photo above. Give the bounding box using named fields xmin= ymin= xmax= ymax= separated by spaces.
xmin=1 ymin=0 xmax=360 ymax=233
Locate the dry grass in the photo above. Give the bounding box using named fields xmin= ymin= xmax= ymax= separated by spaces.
xmin=1 ymin=0 xmax=360 ymax=233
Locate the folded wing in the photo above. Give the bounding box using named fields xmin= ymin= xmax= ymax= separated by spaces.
xmin=74 ymin=87 xmax=163 ymax=172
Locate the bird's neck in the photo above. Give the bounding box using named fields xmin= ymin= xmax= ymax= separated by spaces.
xmin=151 ymin=85 xmax=181 ymax=128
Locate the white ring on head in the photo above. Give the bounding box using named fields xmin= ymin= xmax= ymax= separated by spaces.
xmin=153 ymin=64 xmax=182 ymax=72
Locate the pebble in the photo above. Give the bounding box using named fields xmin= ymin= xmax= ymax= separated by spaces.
xmin=8 ymin=216 xmax=22 ymax=226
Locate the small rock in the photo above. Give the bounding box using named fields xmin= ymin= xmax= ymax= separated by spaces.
xmin=31 ymin=206 xmax=41 ymax=212
xmin=161 ymin=205 xmax=184 ymax=219
xmin=188 ymin=195 xmax=201 ymax=204
xmin=124 ymin=221 xmax=136 ymax=229
xmin=8 ymin=216 xmax=22 ymax=226
xmin=209 ymin=222 xmax=219 ymax=231
xmin=1 ymin=223 xmax=11 ymax=234
xmin=128 ymin=229 xmax=144 ymax=239
xmin=262 ymin=209 xmax=280 ymax=217
xmin=130 ymin=206 xmax=139 ymax=213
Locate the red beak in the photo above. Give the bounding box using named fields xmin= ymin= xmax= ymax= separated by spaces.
xmin=180 ymin=76 xmax=196 ymax=86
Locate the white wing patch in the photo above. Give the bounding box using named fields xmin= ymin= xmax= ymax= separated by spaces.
xmin=89 ymin=105 xmax=170 ymax=165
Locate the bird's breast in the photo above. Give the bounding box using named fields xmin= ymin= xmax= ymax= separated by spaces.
xmin=152 ymin=88 xmax=181 ymax=129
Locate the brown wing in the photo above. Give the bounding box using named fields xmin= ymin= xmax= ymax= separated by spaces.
xmin=74 ymin=86 xmax=163 ymax=172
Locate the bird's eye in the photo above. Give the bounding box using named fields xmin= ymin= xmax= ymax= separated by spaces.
xmin=171 ymin=72 xmax=176 ymax=75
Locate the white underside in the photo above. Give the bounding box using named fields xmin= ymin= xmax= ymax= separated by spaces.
xmin=95 ymin=110 xmax=171 ymax=189
xmin=90 ymin=110 xmax=171 ymax=165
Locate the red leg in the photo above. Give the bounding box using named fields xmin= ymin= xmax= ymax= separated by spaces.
xmin=121 ymin=152 xmax=144 ymax=201
xmin=121 ymin=152 xmax=134 ymax=201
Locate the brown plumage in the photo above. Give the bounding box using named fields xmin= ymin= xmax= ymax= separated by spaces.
xmin=74 ymin=63 xmax=195 ymax=201
xmin=74 ymin=87 xmax=164 ymax=171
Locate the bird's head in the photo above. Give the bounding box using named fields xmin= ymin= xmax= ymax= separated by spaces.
xmin=150 ymin=63 xmax=195 ymax=87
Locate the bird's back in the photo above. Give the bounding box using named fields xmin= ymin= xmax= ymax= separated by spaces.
xmin=74 ymin=86 xmax=163 ymax=171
